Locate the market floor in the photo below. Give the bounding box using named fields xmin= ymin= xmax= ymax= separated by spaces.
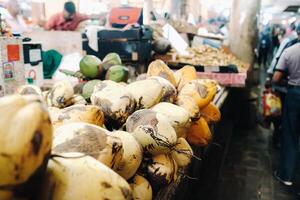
xmin=216 ymin=67 xmax=300 ymax=200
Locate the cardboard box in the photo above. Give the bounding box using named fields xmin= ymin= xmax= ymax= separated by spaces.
xmin=0 ymin=37 xmax=25 ymax=96
xmin=23 ymin=42 xmax=44 ymax=86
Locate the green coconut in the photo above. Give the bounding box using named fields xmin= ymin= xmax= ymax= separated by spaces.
xmin=79 ymin=55 xmax=102 ymax=79
xmin=82 ymin=80 xmax=101 ymax=101
xmin=105 ymin=65 xmax=129 ymax=83
xmin=102 ymin=53 xmax=122 ymax=70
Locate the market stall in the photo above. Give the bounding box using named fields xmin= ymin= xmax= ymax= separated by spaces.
xmin=0 ymin=0 xmax=261 ymax=199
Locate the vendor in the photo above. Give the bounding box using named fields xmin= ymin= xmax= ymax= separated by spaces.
xmin=45 ymin=1 xmax=89 ymax=31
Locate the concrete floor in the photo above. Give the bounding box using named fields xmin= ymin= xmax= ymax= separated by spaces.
xmin=217 ymin=66 xmax=300 ymax=200
xmin=217 ymin=124 xmax=299 ymax=200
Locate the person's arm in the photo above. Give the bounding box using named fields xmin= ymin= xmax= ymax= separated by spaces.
xmin=272 ymin=71 xmax=284 ymax=83
xmin=272 ymin=50 xmax=288 ymax=84
xmin=44 ymin=14 xmax=57 ymax=30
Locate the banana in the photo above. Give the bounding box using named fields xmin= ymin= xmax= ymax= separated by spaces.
xmin=53 ymin=122 xmax=123 ymax=170
xmin=39 ymin=153 xmax=133 ymax=200
xmin=47 ymin=80 xmax=74 ymax=108
xmin=51 ymin=104 xmax=104 ymax=128
xmin=0 ymin=95 xmax=52 ymax=187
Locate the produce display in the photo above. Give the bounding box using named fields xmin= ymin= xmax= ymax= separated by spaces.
xmin=0 ymin=59 xmax=222 ymax=200
xmin=168 ymin=45 xmax=249 ymax=71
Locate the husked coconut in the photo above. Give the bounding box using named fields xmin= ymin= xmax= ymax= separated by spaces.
xmin=179 ymin=79 xmax=217 ymax=109
xmin=91 ymin=82 xmax=135 ymax=129
xmin=17 ymin=85 xmax=42 ymax=96
xmin=47 ymin=80 xmax=74 ymax=108
xmin=148 ymin=76 xmax=177 ymax=103
xmin=151 ymin=102 xmax=191 ymax=138
xmin=51 ymin=104 xmax=104 ymax=128
xmin=53 ymin=122 xmax=123 ymax=170
xmin=110 ymin=131 xmax=143 ymax=180
xmin=174 ymin=65 xmax=197 ymax=91
xmin=176 ymin=95 xmax=200 ymax=119
xmin=147 ymin=154 xmax=178 ymax=188
xmin=147 ymin=59 xmax=177 ymax=86
xmin=171 ymin=138 xmax=193 ymax=167
xmin=129 ymin=175 xmax=152 ymax=200
xmin=187 ymin=117 xmax=212 ymax=146
xmin=39 ymin=153 xmax=132 ymax=200
xmin=126 ymin=79 xmax=164 ymax=109
xmin=0 ymin=95 xmax=52 ymax=187
xmin=200 ymin=103 xmax=221 ymax=123
xmin=126 ymin=109 xmax=177 ymax=155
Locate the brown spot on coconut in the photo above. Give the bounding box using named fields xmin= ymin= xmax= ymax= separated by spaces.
xmin=53 ymin=122 xmax=123 ymax=170
xmin=126 ymin=109 xmax=177 ymax=155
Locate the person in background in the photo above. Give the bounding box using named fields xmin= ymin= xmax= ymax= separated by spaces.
xmin=265 ymin=23 xmax=299 ymax=148
xmin=45 ymin=1 xmax=89 ymax=31
xmin=272 ymin=24 xmax=300 ymax=188
xmin=258 ymin=28 xmax=272 ymax=67
xmin=0 ymin=0 xmax=28 ymax=34
xmin=271 ymin=26 xmax=280 ymax=55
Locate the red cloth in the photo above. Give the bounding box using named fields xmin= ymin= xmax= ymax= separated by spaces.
xmin=45 ymin=12 xmax=89 ymax=31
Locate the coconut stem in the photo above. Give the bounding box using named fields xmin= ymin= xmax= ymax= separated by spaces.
xmin=172 ymin=147 xmax=202 ymax=161
xmin=178 ymin=170 xmax=199 ymax=180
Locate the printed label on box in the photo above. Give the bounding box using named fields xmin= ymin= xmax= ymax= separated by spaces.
xmin=7 ymin=44 xmax=20 ymax=62
xmin=3 ymin=62 xmax=15 ymax=81
xmin=29 ymin=49 xmax=42 ymax=63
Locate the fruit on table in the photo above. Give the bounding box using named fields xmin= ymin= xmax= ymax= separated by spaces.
xmin=129 ymin=175 xmax=152 ymax=200
xmin=105 ymin=65 xmax=129 ymax=83
xmin=111 ymin=131 xmax=143 ymax=180
xmin=176 ymin=95 xmax=200 ymax=119
xmin=178 ymin=79 xmax=217 ymax=109
xmin=82 ymin=80 xmax=101 ymax=101
xmin=79 ymin=55 xmax=102 ymax=79
xmin=39 ymin=153 xmax=132 ymax=200
xmin=151 ymin=102 xmax=191 ymax=138
xmin=17 ymin=85 xmax=42 ymax=96
xmin=187 ymin=117 xmax=212 ymax=146
xmin=174 ymin=65 xmax=197 ymax=91
xmin=171 ymin=137 xmax=193 ymax=167
xmin=200 ymin=102 xmax=221 ymax=124
xmin=147 ymin=154 xmax=178 ymax=188
xmin=91 ymin=82 xmax=136 ymax=129
xmin=126 ymin=109 xmax=177 ymax=155
xmin=0 ymin=95 xmax=52 ymax=186
xmin=50 ymin=104 xmax=104 ymax=128
xmin=126 ymin=79 xmax=164 ymax=109
xmin=102 ymin=52 xmax=122 ymax=70
xmin=47 ymin=80 xmax=74 ymax=108
xmin=53 ymin=122 xmax=123 ymax=170
xmin=147 ymin=59 xmax=177 ymax=86
xmin=148 ymin=76 xmax=177 ymax=103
